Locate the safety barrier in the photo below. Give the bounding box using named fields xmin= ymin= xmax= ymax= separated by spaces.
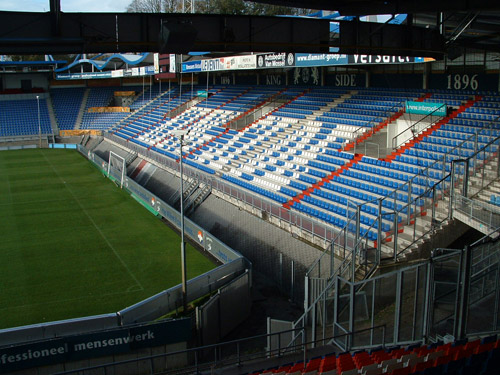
xmin=0 ymin=144 xmax=249 ymax=347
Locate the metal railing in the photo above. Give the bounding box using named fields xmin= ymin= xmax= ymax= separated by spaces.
xmin=0 ymin=143 xmax=249 ymax=347
xmin=391 ymin=103 xmax=447 ymax=150
xmin=452 ymin=195 xmax=500 ymax=234
xmin=105 ymin=132 xmax=339 ymax=248
xmin=352 ymin=100 xmax=406 ymax=154
xmin=105 ymin=105 xmax=500 ymax=312
xmin=305 ymin=114 xmax=500 ymax=290
xmin=52 ymin=327 xmax=305 ymax=375
xmin=226 ymin=91 xmax=289 ymax=130
xmin=51 ymin=323 xmax=397 ymax=375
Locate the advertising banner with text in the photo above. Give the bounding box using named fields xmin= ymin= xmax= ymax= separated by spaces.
xmin=57 ymin=66 xmax=157 ymax=80
xmin=405 ymin=101 xmax=447 ymax=116
xmin=87 ymin=107 xmax=130 ymax=113
xmin=347 ymin=55 xmax=433 ymax=65
xmin=257 ymin=53 xmax=295 ymax=68
xmin=0 ymin=319 xmax=190 ymax=374
xmin=295 ymin=53 xmax=348 ymax=67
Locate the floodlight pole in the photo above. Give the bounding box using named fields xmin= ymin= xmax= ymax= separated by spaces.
xmin=179 ymin=133 xmax=188 ymax=313
xmin=36 ymin=95 xmax=41 ymax=148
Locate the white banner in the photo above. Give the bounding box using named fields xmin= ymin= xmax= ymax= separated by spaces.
xmin=197 ymin=54 xmax=257 ymax=72
xmin=153 ymin=53 xmax=159 ymax=74
xmin=169 ymin=54 xmax=176 ymax=73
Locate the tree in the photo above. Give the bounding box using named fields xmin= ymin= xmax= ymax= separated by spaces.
xmin=163 ymin=0 xmax=183 ymax=12
xmin=200 ymin=0 xmax=247 ymax=15
xmin=126 ymin=0 xmax=311 ymax=15
xmin=8 ymin=55 xmax=45 ymax=62
xmin=246 ymin=3 xmax=301 ymax=16
xmin=6 ymin=54 xmax=75 ymax=63
xmin=127 ymin=0 xmax=162 ymax=12
xmin=199 ymin=0 xmax=308 ymax=15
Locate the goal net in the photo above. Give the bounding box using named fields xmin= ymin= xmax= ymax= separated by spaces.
xmin=108 ymin=151 xmax=126 ymax=189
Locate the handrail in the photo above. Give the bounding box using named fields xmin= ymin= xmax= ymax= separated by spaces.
xmin=452 ymin=195 xmax=500 ymax=233
xmin=306 ymin=107 xmax=500 ymax=281
xmin=52 ymin=323 xmax=396 ymax=375
xmin=351 ymin=100 xmax=406 ymax=154
xmin=470 ymin=226 xmax=500 ymax=247
xmin=391 ymin=103 xmax=447 ymax=149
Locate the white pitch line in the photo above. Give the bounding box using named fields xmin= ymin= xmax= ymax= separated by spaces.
xmin=0 ymin=288 xmax=143 ymax=312
xmin=0 ymin=197 xmax=74 ymax=207
xmin=40 ymin=151 xmax=144 ymax=291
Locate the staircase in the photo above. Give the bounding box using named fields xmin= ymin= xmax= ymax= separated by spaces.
xmin=283 ymin=154 xmax=363 ymax=209
xmin=344 ymin=93 xmax=432 ymax=156
xmin=304 ymin=90 xmax=357 ymax=123
xmin=378 ymin=96 xmax=486 ymax=260
xmin=74 ymin=89 xmax=90 ymax=130
xmin=344 ymin=109 xmax=405 ymax=156
xmin=45 ymin=95 xmax=59 ymax=136
xmin=110 ymin=88 xmax=175 ymax=132
xmin=185 ymin=183 xmax=212 ymax=215
xmin=124 ymin=150 xmax=138 ymax=166
xmin=81 ymin=134 xmax=90 ymax=147
xmin=384 ymin=96 xmax=481 ymax=162
xmin=451 ymin=158 xmax=500 ymax=237
xmin=170 ymin=178 xmax=199 ymax=209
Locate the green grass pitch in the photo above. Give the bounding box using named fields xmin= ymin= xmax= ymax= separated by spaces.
xmin=0 ymin=148 xmax=215 ymax=329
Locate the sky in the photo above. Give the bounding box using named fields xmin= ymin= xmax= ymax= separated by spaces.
xmin=0 ymin=0 xmax=131 ymax=12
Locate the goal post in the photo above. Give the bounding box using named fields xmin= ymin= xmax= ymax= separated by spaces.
xmin=108 ymin=151 xmax=126 ymax=189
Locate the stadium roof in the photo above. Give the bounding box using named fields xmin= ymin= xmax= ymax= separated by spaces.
xmin=247 ymin=0 xmax=500 ymax=55
xmin=247 ymin=0 xmax=499 ymax=15
xmin=0 ymin=0 xmax=499 ymax=58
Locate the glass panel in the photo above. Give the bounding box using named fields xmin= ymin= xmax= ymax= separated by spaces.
xmin=398 ymin=268 xmax=417 ymax=342
xmin=336 ymin=278 xmax=351 ymax=330
xmin=372 ymin=273 xmax=397 ymax=346
xmin=430 ymin=253 xmax=460 ymax=337
xmin=352 ymin=280 xmax=374 ymax=348
xmin=413 ymin=264 xmax=427 ymax=341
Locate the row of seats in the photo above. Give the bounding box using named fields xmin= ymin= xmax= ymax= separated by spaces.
xmin=107 ymin=86 xmax=499 ymax=244
xmin=247 ymin=335 xmax=500 ymax=375
xmin=490 ymin=195 xmax=500 ymax=206
xmin=51 ymin=87 xmax=86 ymax=130
xmin=118 ymin=88 xmax=488 ymax=242
xmin=0 ymin=99 xmax=52 ymax=137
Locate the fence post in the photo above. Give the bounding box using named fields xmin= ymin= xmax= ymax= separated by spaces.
xmin=493 ymin=265 xmax=500 ymax=330
xmin=304 ymin=276 xmax=309 ymax=325
xmin=393 ymin=209 xmax=398 ymax=261
xmin=394 ymin=271 xmax=402 ymax=344
xmin=266 ymin=317 xmax=271 ymax=358
xmin=431 ymin=186 xmax=436 ymax=229
xmin=330 ymin=241 xmax=335 ymax=277
xmin=449 ymin=161 xmax=456 ymax=219
xmin=456 ymin=245 xmax=472 ymax=339
xmin=413 ymin=198 xmax=417 ymax=242
xmin=497 ymin=144 xmax=500 ymax=178
xmin=407 ymin=180 xmax=412 ymax=225
xmin=473 ymin=132 xmax=478 ymax=177
xmin=322 ymin=288 xmax=327 ymax=345
xmin=463 ymin=159 xmax=470 ymax=199
xmin=279 ymin=253 xmax=283 ymax=291
xmin=278 ymin=329 xmax=281 ymax=357
xmin=422 ymin=261 xmax=433 ymax=343
xmin=348 ymin=281 xmax=355 ymax=350
xmin=311 ymin=302 xmax=316 ymax=349
xmin=377 ymin=199 xmax=382 ymax=262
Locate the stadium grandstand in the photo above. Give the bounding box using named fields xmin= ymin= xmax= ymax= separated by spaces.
xmin=1 ymin=0 xmax=500 ymax=374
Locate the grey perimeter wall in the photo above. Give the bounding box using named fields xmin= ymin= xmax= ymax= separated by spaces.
xmin=12 ymin=341 xmax=189 ymax=375
xmin=95 ymin=139 xmax=325 ymax=303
